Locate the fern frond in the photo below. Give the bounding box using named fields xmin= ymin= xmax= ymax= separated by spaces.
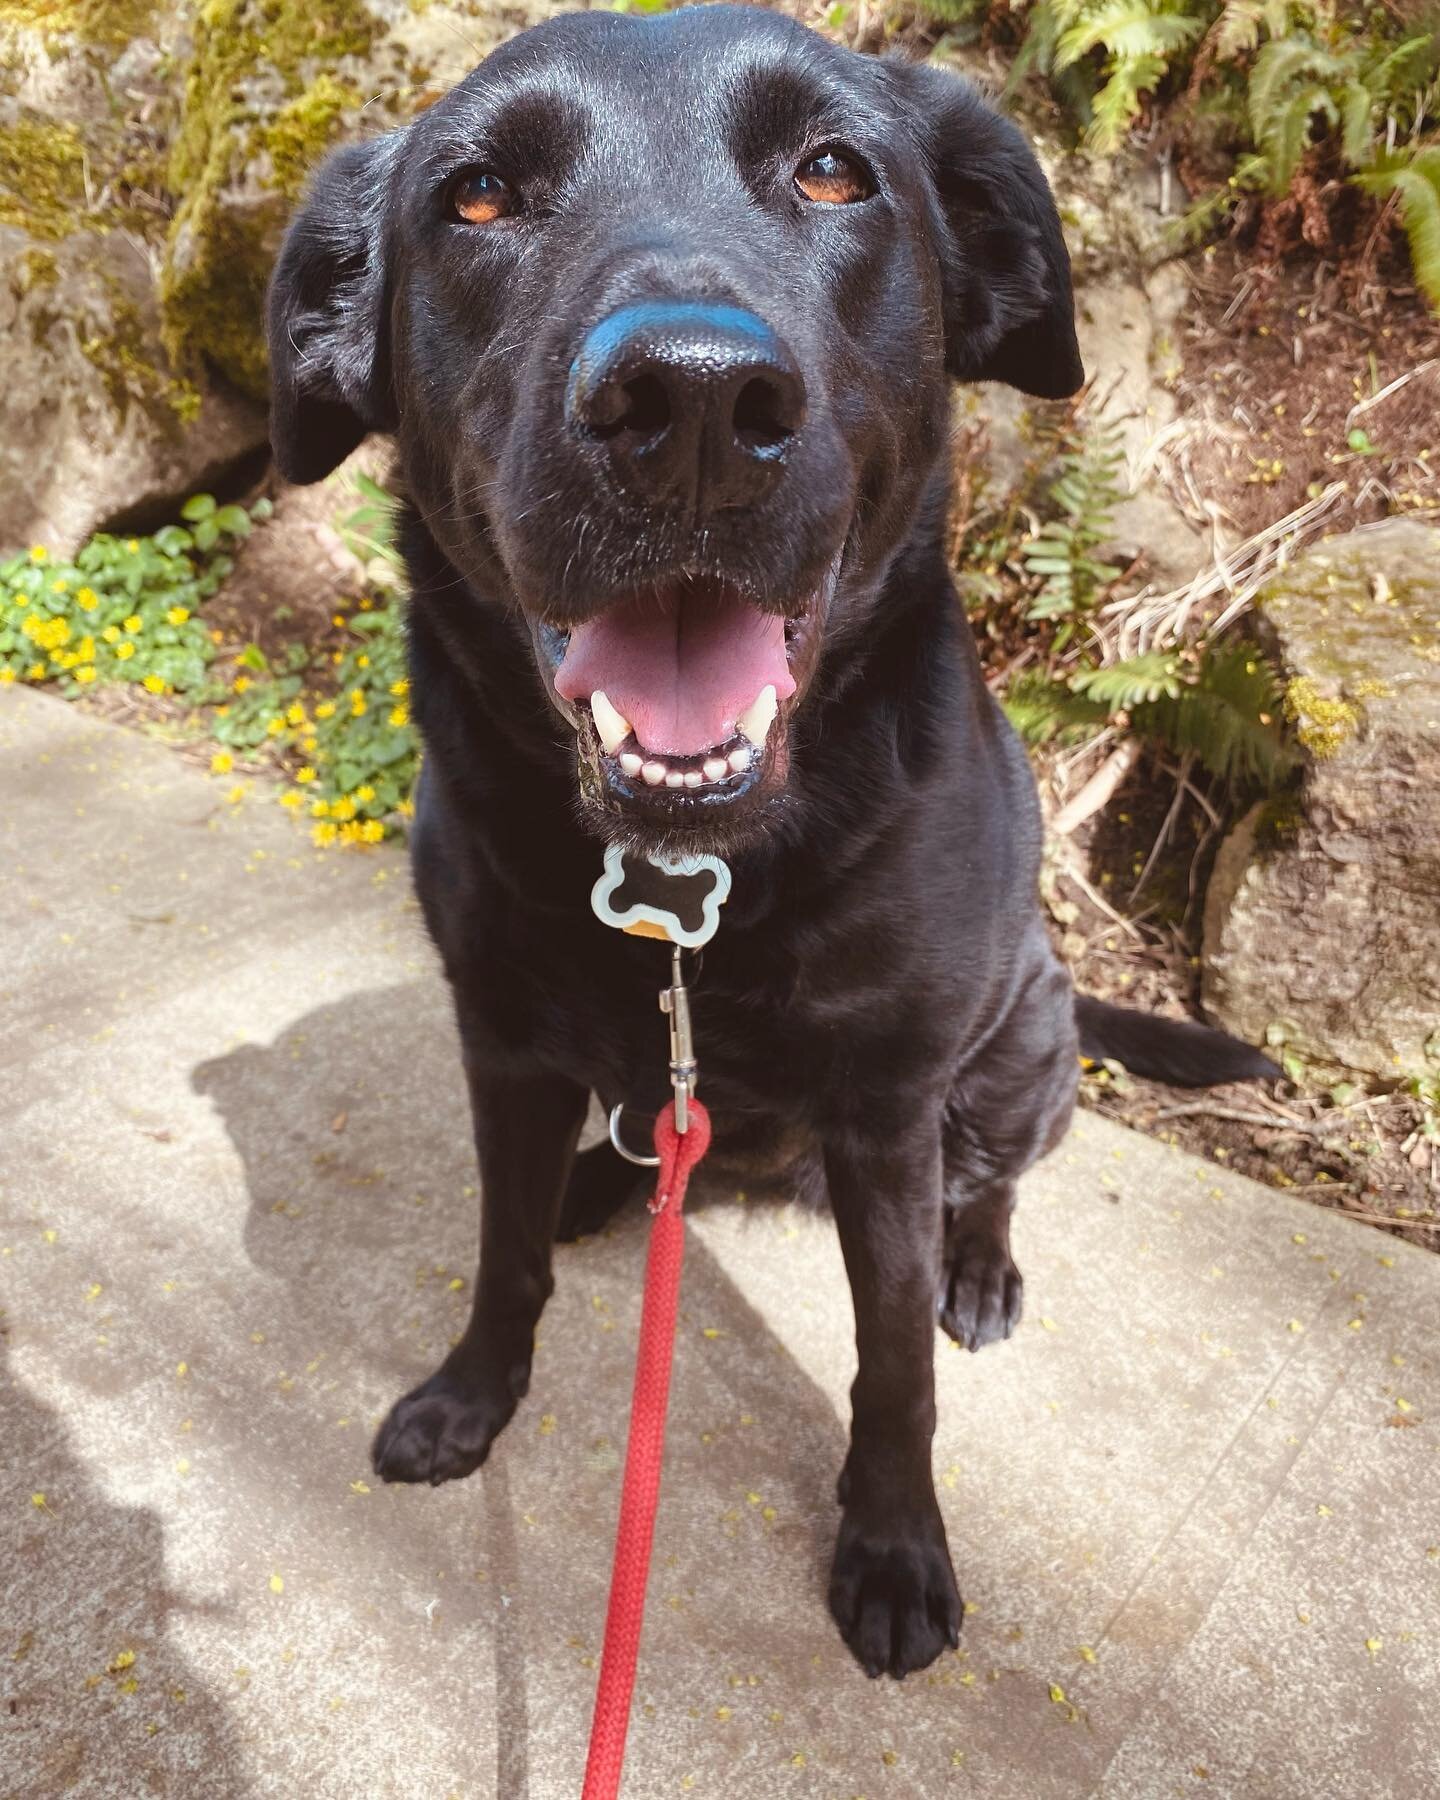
xmin=1340 ymin=79 xmax=1375 ymax=168
xmin=1087 ymin=52 xmax=1168 ymax=151
xmin=1070 ymin=652 xmax=1183 ymax=708
xmin=1356 ymin=148 xmax=1440 ymax=306
xmin=1131 ymin=643 xmax=1299 ymax=787
xmin=1212 ymin=0 xmax=1292 ymax=63
xmin=1000 ymin=671 xmax=1110 ymax=744
xmin=1262 ymin=82 xmax=1340 ymax=192
xmin=1055 ymin=2 xmax=1206 ymax=73
xmin=1247 ymin=37 xmax=1344 ymax=140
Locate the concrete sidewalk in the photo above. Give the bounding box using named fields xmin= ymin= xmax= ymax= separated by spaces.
xmin=2 ymin=684 xmax=1436 ymax=1800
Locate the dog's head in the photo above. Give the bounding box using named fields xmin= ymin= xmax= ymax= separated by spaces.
xmin=268 ymin=4 xmax=1080 ymax=851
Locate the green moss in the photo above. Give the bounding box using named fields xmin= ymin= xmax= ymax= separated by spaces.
xmin=160 ymin=0 xmax=383 ymax=398
xmin=16 ymin=246 xmax=59 ymax=292
xmin=80 ymin=284 xmax=202 ymax=431
xmin=1284 ymin=676 xmax=1361 ymax=759
xmin=0 ymin=1 xmax=157 ymax=45
xmin=259 ymin=72 xmax=362 ymax=199
xmin=0 ymin=115 xmax=89 ymax=240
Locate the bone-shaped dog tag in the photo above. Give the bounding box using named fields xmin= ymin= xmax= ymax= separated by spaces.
xmin=591 ymin=843 xmax=731 ymax=948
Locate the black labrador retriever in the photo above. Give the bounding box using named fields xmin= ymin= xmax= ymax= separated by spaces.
xmin=266 ymin=4 xmax=1274 ymax=1679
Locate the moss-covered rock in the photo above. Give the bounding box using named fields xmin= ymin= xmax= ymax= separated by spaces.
xmin=1203 ymin=521 xmax=1440 ymax=1083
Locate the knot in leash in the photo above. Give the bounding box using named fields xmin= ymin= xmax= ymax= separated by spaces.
xmin=650 ymin=1095 xmax=711 ymax=1214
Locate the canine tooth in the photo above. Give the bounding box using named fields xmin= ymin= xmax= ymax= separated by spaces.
xmin=641 ymin=761 xmax=667 ymax=786
xmin=619 ymin=751 xmax=643 ymax=776
xmin=735 ymin=684 xmax=777 ymax=747
xmin=664 ymin=769 xmax=685 ymax=789
xmin=703 ymin=757 xmax=728 ymax=783
xmin=590 ymin=689 xmax=632 ymax=755
xmin=683 ymin=769 xmax=702 ymax=788
xmin=727 ymin=745 xmax=750 ymax=773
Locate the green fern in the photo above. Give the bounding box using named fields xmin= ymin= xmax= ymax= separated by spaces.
xmin=1023 ymin=423 xmax=1127 ymax=621
xmin=1355 ymin=147 xmax=1440 ymax=306
xmin=1003 ymin=643 xmax=1297 ymax=787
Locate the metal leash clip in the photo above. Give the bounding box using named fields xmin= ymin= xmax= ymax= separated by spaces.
xmin=607 ymin=944 xmax=700 ymax=1164
xmin=659 ymin=944 xmax=697 ymax=1135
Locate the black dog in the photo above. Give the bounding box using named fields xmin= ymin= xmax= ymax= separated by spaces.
xmin=267 ymin=5 xmax=1273 ymax=1679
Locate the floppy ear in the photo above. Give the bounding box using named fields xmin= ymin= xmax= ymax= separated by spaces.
xmin=266 ymin=138 xmax=398 ymax=484
xmin=897 ymin=62 xmax=1083 ymax=399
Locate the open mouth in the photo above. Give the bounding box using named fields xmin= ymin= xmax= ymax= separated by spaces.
xmin=542 ymin=573 xmax=829 ymax=816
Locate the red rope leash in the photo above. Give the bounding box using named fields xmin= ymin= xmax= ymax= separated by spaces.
xmin=580 ymin=1098 xmax=711 ymax=1800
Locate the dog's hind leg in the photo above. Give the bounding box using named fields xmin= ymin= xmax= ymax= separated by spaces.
xmin=938 ymin=1179 xmax=1022 ymax=1352
xmin=372 ymin=1060 xmax=588 ymax=1486
xmin=555 ymin=1139 xmax=643 ymax=1242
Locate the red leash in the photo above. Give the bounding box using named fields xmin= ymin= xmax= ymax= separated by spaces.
xmin=580 ymin=1098 xmax=711 ymax=1800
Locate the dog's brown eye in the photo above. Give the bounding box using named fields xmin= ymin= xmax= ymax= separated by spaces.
xmin=449 ymin=169 xmax=515 ymax=225
xmin=795 ymin=149 xmax=871 ymax=206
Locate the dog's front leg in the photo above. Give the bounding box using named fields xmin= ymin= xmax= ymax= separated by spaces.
xmin=825 ymin=1117 xmax=961 ymax=1678
xmin=372 ymin=1061 xmax=588 ymax=1486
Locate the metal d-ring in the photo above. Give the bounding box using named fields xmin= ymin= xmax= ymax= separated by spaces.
xmin=609 ymin=1102 xmax=661 ymax=1168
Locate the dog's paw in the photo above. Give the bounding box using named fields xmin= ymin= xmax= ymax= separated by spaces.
xmin=829 ymin=1508 xmax=962 ymax=1679
xmin=938 ymin=1223 xmax=1023 ymax=1352
xmin=371 ymin=1368 xmax=517 ymax=1486
xmin=555 ymin=1144 xmax=640 ymax=1243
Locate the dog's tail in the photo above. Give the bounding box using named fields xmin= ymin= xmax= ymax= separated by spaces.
xmin=1074 ymin=995 xmax=1280 ymax=1089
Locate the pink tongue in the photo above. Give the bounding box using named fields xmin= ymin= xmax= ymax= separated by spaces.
xmin=554 ymin=585 xmax=795 ymax=756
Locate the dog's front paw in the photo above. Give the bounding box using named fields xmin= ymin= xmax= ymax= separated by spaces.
xmin=828 ymin=1506 xmax=962 ymax=1678
xmin=938 ymin=1219 xmax=1023 ymax=1352
xmin=371 ymin=1367 xmax=518 ymax=1486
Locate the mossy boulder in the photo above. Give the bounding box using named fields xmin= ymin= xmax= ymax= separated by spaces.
xmin=157 ymin=0 xmax=569 ymax=402
xmin=1203 ymin=521 xmax=1440 ymax=1082
xmin=0 ymin=8 xmax=267 ymax=552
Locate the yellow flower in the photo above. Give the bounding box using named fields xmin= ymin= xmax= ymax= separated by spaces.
xmin=126 ymin=538 xmax=140 ymax=553
xmin=142 ymin=674 xmax=166 ymax=694
xmin=74 ymin=665 xmax=97 ymax=684
xmin=389 ymin=704 xmax=409 ymax=728
xmin=27 ymin=663 xmax=46 ymax=680
xmin=115 ymin=641 xmax=135 ymax=661
xmin=0 ymin=668 xmax=15 ymax=685
xmin=310 ymin=799 xmax=330 ymax=819
xmin=102 ymin=625 xmax=121 ymax=644
xmin=331 ymin=797 xmax=356 ymax=822
xmin=300 ymin=735 xmax=316 ymax=752
xmin=211 ymin=752 xmax=234 ymax=775
xmin=279 ymin=791 xmax=304 ymax=811
xmin=266 ymin=717 xmax=286 ymax=737
xmin=314 ymin=701 xmax=336 ymax=720
xmin=226 ymin=784 xmax=246 ymax=804
xmin=389 ymin=678 xmax=410 ymax=697
xmin=28 ymin=545 xmax=47 ymax=562
xmin=350 ymin=692 xmax=367 ymax=718
xmin=166 ymin=606 xmax=190 ymax=626
xmin=312 ymin=822 xmax=338 ymax=847
xmin=77 ymin=636 xmax=95 ymax=662
xmin=354 ymin=784 xmax=375 ymax=805
xmin=232 ymin=674 xmax=251 ymax=693
xmin=123 ymin=615 xmax=142 ymax=634
xmin=76 ymin=586 xmax=98 ymax=610
xmin=331 ymin=614 xmax=347 ymax=629
xmin=359 ymin=819 xmax=385 ymax=844
xmin=356 ymin=653 xmax=369 ymax=669
xmin=397 ymin=797 xmax=415 ymax=818
xmin=296 ymin=766 xmax=317 ymax=784
xmin=51 ymin=577 xmax=68 ymax=593
xmin=286 ymin=702 xmax=306 ymax=726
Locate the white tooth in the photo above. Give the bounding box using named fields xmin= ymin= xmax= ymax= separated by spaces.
xmin=703 ymin=757 xmax=728 ymax=783
xmin=619 ymin=751 xmax=643 ymax=776
xmin=664 ymin=769 xmax=685 ymax=789
xmin=683 ymin=769 xmax=702 ymax=788
xmin=590 ymin=689 xmax=632 ymax=755
xmin=727 ymin=745 xmax=751 ymax=773
xmin=735 ymin=683 xmax=778 ymax=747
xmin=641 ymin=761 xmax=667 ymax=786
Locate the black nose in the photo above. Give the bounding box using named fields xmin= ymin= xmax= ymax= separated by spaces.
xmin=566 ymin=302 xmax=805 ymax=515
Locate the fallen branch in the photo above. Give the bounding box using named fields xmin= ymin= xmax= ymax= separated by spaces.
xmin=1050 ymin=738 xmax=1143 ymax=837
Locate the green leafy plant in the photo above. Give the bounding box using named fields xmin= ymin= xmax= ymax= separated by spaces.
xmin=1022 ymin=419 xmax=1127 ymax=625
xmin=0 ymin=495 xmax=258 ymax=697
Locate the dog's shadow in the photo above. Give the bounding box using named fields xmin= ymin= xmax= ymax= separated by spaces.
xmin=192 ymin=980 xmax=851 ymax=1798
